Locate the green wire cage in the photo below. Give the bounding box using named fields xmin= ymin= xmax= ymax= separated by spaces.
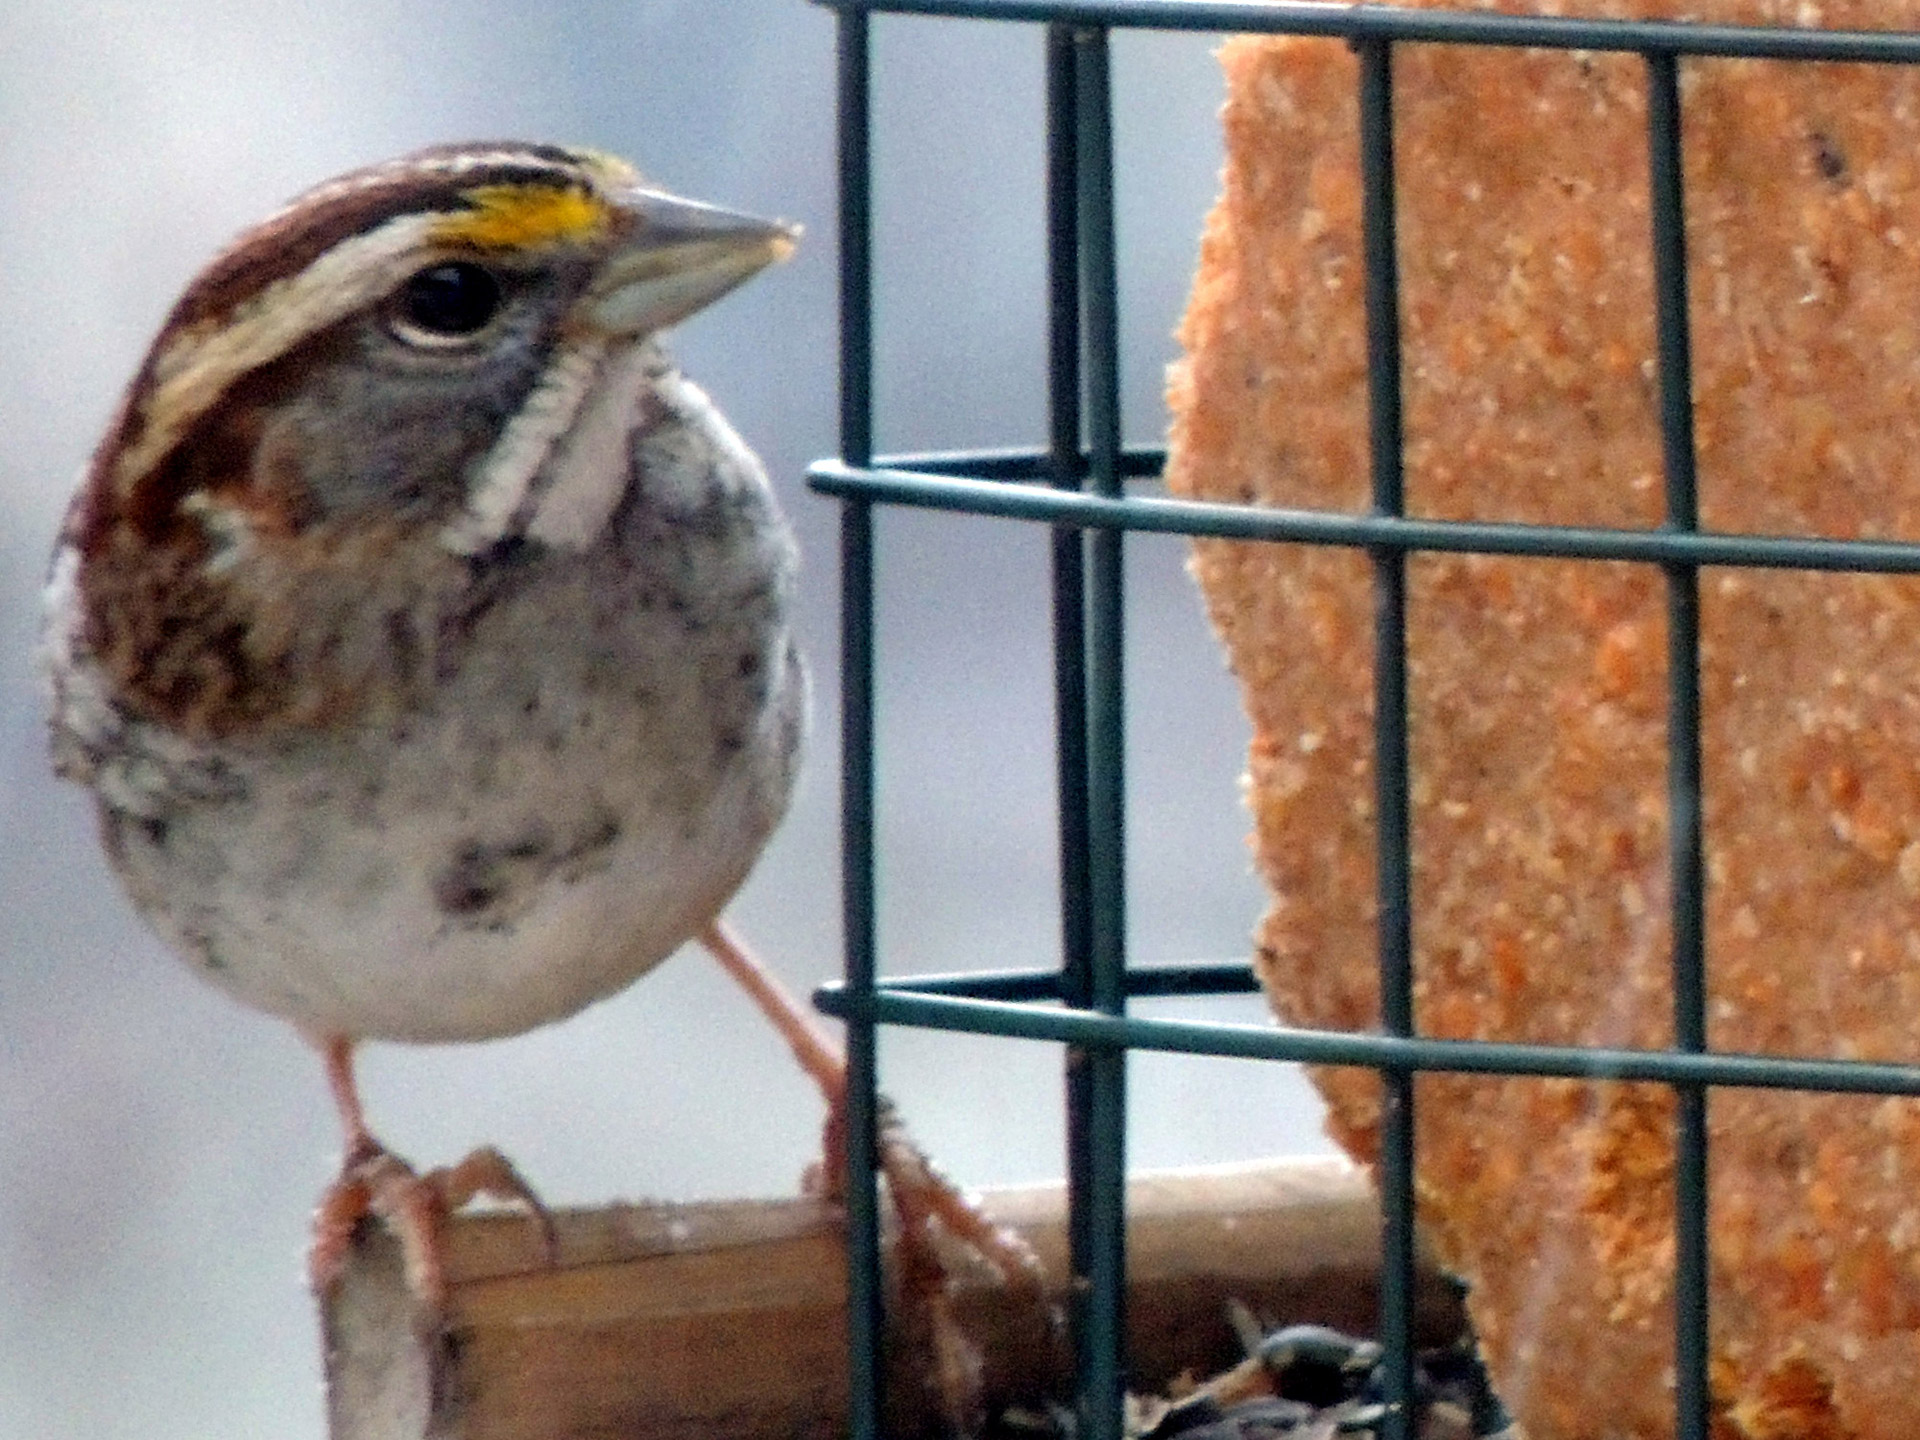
xmin=805 ymin=4 xmax=1920 ymax=1439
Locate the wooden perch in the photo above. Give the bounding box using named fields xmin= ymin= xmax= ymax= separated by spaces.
xmin=323 ymin=1157 xmax=1464 ymax=1440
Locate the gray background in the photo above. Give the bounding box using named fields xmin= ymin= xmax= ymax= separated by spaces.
xmin=0 ymin=4 xmax=1334 ymax=1435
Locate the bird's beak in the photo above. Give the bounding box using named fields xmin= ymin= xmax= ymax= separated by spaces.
xmin=585 ymin=187 xmax=798 ymax=338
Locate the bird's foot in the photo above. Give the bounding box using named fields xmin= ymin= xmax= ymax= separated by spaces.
xmin=698 ymin=921 xmax=1043 ymax=1285
xmin=814 ymin=1097 xmax=1047 ymax=1294
xmin=699 ymin=920 xmax=1060 ymax=1431
xmin=871 ymin=1102 xmax=1060 ymax=1436
xmin=814 ymin=1096 xmax=1058 ymax=1434
xmin=309 ymin=1136 xmax=558 ymax=1311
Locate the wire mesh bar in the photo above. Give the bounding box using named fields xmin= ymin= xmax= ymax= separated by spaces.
xmin=1045 ymin=19 xmax=1126 ymax=1440
xmin=812 ymin=984 xmax=1920 ymax=1097
xmin=832 ymin=9 xmax=886 ymax=1439
xmin=1645 ymin=49 xmax=1711 ymax=1440
xmin=867 ymin=960 xmax=1261 ymax=1001
xmin=1043 ymin=26 xmax=1106 ymax=1435
xmin=1046 ymin=23 xmax=1090 ymax=1006
xmin=1355 ymin=35 xmax=1418 ymax=1440
xmin=1068 ymin=25 xmax=1132 ymax=1440
xmin=816 ymin=0 xmax=1920 ymax=63
xmin=812 ymin=459 xmax=1920 ymax=574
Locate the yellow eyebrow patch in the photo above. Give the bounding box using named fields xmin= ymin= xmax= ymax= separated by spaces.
xmin=433 ymin=184 xmax=612 ymax=251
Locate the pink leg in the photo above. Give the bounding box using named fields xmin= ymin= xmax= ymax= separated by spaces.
xmin=696 ymin=923 xmax=1058 ymax=1430
xmin=695 ymin=922 xmax=1045 ymax=1289
xmin=697 ymin=921 xmax=845 ymax=1105
xmin=320 ymin=1033 xmax=376 ymax=1157
xmin=305 ymin=1034 xmax=556 ymax=1309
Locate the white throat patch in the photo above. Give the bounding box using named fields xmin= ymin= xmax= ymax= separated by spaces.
xmin=523 ymin=343 xmax=657 ymax=550
xmin=438 ymin=336 xmax=614 ymax=556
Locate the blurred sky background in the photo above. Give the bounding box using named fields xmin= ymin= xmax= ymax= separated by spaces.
xmin=0 ymin=3 xmax=1335 ymax=1435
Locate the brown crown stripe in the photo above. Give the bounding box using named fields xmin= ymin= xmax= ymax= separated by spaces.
xmin=166 ymin=142 xmax=601 ymax=336
xmin=84 ymin=143 xmax=615 ymax=534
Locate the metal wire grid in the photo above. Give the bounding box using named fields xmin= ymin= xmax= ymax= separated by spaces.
xmin=805 ymin=4 xmax=1920 ymax=1439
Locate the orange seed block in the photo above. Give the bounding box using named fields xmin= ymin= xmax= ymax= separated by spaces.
xmin=1168 ymin=8 xmax=1920 ymax=1437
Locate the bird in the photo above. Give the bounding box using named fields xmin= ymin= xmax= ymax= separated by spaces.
xmin=40 ymin=141 xmax=815 ymax=1303
xmin=41 ymin=143 xmax=1051 ymax=1379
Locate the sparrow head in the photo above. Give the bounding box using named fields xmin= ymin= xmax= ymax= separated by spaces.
xmin=59 ymin=141 xmax=795 ymax=739
xmin=87 ymin=141 xmax=794 ymax=544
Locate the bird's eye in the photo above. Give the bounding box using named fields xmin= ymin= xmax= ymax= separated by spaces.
xmin=392 ymin=262 xmax=502 ymax=343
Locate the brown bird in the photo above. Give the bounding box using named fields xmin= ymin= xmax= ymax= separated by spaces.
xmin=41 ymin=142 xmax=1042 ymax=1338
xmin=40 ymin=140 xmax=820 ymax=1299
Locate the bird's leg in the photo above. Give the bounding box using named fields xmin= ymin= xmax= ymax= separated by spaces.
xmin=696 ymin=922 xmax=1058 ymax=1432
xmin=308 ymin=1034 xmax=440 ymax=1302
xmin=318 ymin=1032 xmax=381 ymax=1162
xmin=696 ymin=921 xmax=846 ymax=1110
xmin=694 ymin=922 xmax=1049 ymax=1290
xmin=306 ymin=1034 xmax=556 ymax=1309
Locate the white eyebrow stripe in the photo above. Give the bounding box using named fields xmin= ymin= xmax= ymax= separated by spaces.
xmin=116 ymin=211 xmax=440 ymax=495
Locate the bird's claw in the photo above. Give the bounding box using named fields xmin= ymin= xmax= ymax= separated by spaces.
xmin=309 ymin=1138 xmax=558 ymax=1312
